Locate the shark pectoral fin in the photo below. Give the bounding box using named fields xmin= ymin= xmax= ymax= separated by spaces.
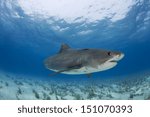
xmin=48 ymin=64 xmax=82 ymax=77
xmin=68 ymin=63 xmax=82 ymax=69
xmin=48 ymin=69 xmax=69 ymax=77
xmin=86 ymin=73 xmax=92 ymax=78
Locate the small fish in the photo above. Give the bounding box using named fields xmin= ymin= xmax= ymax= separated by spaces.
xmin=44 ymin=44 xmax=124 ymax=77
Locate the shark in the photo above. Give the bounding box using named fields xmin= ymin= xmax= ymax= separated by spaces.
xmin=44 ymin=44 xmax=124 ymax=76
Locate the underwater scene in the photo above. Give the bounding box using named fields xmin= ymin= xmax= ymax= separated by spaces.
xmin=0 ymin=0 xmax=150 ymax=100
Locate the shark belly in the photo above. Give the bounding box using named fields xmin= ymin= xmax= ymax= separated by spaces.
xmin=48 ymin=62 xmax=117 ymax=75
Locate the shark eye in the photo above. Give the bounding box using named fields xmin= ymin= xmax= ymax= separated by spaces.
xmin=108 ymin=52 xmax=111 ymax=56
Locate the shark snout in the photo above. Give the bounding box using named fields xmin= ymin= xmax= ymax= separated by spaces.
xmin=114 ymin=53 xmax=124 ymax=61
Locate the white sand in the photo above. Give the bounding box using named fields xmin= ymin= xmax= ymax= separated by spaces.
xmin=0 ymin=71 xmax=150 ymax=100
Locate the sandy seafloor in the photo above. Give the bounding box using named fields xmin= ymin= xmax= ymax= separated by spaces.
xmin=0 ymin=71 xmax=150 ymax=100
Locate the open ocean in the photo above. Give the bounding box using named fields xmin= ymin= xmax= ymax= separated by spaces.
xmin=0 ymin=0 xmax=150 ymax=100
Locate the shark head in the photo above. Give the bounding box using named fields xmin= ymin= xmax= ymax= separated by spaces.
xmin=89 ymin=49 xmax=124 ymax=72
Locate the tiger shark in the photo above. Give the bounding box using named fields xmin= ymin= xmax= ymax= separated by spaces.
xmin=44 ymin=44 xmax=124 ymax=76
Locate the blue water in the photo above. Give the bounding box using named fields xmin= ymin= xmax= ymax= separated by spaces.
xmin=0 ymin=0 xmax=150 ymax=81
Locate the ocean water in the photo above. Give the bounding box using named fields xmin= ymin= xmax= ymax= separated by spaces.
xmin=0 ymin=0 xmax=150 ymax=100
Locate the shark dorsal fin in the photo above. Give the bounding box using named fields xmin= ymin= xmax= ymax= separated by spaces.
xmin=59 ymin=43 xmax=71 ymax=53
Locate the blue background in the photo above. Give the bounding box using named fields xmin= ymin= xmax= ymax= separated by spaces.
xmin=0 ymin=0 xmax=150 ymax=80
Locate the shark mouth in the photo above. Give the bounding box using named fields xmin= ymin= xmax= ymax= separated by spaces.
xmin=110 ymin=60 xmax=117 ymax=63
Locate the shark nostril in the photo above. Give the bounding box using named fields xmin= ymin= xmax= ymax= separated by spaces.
xmin=117 ymin=53 xmax=124 ymax=59
xmin=117 ymin=54 xmax=120 ymax=57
